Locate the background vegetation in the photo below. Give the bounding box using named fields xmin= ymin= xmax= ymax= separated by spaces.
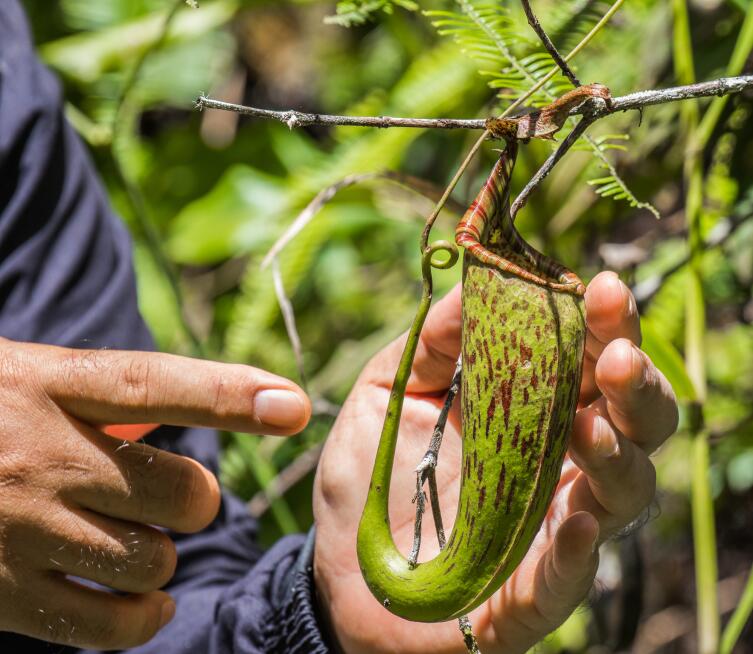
xmin=21 ymin=0 xmax=753 ymax=651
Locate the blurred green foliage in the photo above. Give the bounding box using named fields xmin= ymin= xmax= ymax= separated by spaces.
xmin=21 ymin=0 xmax=753 ymax=650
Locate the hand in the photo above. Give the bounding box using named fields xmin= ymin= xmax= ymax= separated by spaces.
xmin=313 ymin=272 xmax=678 ymax=653
xmin=0 ymin=339 xmax=310 ymax=650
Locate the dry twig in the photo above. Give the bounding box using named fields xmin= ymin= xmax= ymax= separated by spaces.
xmin=196 ymin=75 xmax=753 ymax=132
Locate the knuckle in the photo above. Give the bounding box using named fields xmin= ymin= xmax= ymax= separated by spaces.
xmin=58 ymin=349 xmax=106 ymax=400
xmin=620 ymin=457 xmax=656 ymax=523
xmin=0 ymin=452 xmax=37 ymax=492
xmin=117 ymin=357 xmax=157 ymax=413
xmin=0 ymin=345 xmax=25 ymax=385
xmin=0 ymin=344 xmax=41 ymax=398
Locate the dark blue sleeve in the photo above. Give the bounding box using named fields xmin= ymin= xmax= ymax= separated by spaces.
xmin=0 ymin=2 xmax=333 ymax=652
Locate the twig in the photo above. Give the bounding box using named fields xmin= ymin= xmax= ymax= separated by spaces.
xmin=408 ymin=356 xmax=461 ymax=567
xmin=459 ymin=616 xmax=482 ymax=654
xmin=510 ymin=116 xmax=594 ymax=219
xmin=196 ymin=75 xmax=753 ymax=133
xmin=520 ymin=0 xmax=580 ymax=86
xmin=407 ymin=358 xmax=480 ymax=652
xmin=271 ymin=257 xmax=307 ymax=389
xmin=608 ymin=76 xmax=753 ymax=115
xmin=195 ymin=97 xmax=487 ymax=130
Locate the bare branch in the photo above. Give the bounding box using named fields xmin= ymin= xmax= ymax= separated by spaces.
xmin=196 ymin=75 xmax=753 ymax=132
xmin=407 ymin=357 xmax=481 ymax=652
xmin=271 ymin=257 xmax=307 ymax=388
xmin=196 ymin=95 xmax=485 ymax=130
xmin=520 ymin=0 xmax=580 ymax=86
xmin=408 ymin=356 xmax=461 ymax=567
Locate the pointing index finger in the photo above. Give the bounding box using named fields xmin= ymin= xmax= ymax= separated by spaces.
xmin=33 ymin=345 xmax=311 ymax=436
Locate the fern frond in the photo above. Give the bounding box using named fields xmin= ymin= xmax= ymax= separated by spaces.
xmin=326 ymin=0 xmax=418 ymax=27
xmin=586 ymin=140 xmax=661 ymax=218
xmin=427 ymin=1 xmax=568 ymax=106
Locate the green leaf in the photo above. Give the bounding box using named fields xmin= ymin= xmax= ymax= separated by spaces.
xmin=325 ymin=1 xmax=418 ymax=27
xmin=641 ymin=317 xmax=697 ymax=402
xmin=166 ymin=165 xmax=288 ymax=264
xmin=40 ymin=0 xmax=236 ymax=83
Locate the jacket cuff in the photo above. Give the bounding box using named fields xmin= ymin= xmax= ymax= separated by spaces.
xmin=212 ymin=527 xmax=335 ymax=654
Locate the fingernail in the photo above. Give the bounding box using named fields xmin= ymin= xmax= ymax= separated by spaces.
xmin=591 ymin=533 xmax=600 ymax=553
xmin=159 ymin=601 xmax=175 ymax=629
xmin=631 ymin=346 xmax=646 ymax=390
xmin=254 ymin=389 xmax=306 ymax=428
xmin=594 ymin=415 xmax=619 ymax=458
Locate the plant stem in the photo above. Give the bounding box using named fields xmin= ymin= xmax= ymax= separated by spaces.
xmin=720 ymin=563 xmax=753 ymax=654
xmin=672 ymin=1 xmax=719 ymax=651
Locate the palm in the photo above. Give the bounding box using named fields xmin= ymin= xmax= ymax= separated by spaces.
xmin=313 ymin=275 xmax=677 ymax=654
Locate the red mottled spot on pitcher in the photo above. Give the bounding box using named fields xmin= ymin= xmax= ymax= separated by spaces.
xmin=494 ymin=463 xmax=507 ymax=509
xmin=477 ymin=486 xmax=486 ymax=510
xmin=487 ymin=395 xmax=496 ymax=423
xmin=519 ymin=338 xmax=533 ymax=363
xmin=482 ymin=340 xmax=494 ymax=378
xmin=505 ymin=475 xmax=517 ymax=514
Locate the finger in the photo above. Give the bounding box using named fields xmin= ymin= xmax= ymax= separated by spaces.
xmin=27 ymin=507 xmax=176 ymax=594
xmin=63 ymin=423 xmax=221 ymax=534
xmin=594 ymin=338 xmax=679 ymax=453
xmin=502 ymin=512 xmax=599 ymax=641
xmin=568 ymin=405 xmax=657 ymax=535
xmin=27 ymin=343 xmax=311 ymax=436
xmin=533 ymin=512 xmax=600 ymax=623
xmin=362 ymin=284 xmax=462 ymax=393
xmin=18 ymin=576 xmax=174 ymax=650
xmin=580 ymin=272 xmax=641 ymax=405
